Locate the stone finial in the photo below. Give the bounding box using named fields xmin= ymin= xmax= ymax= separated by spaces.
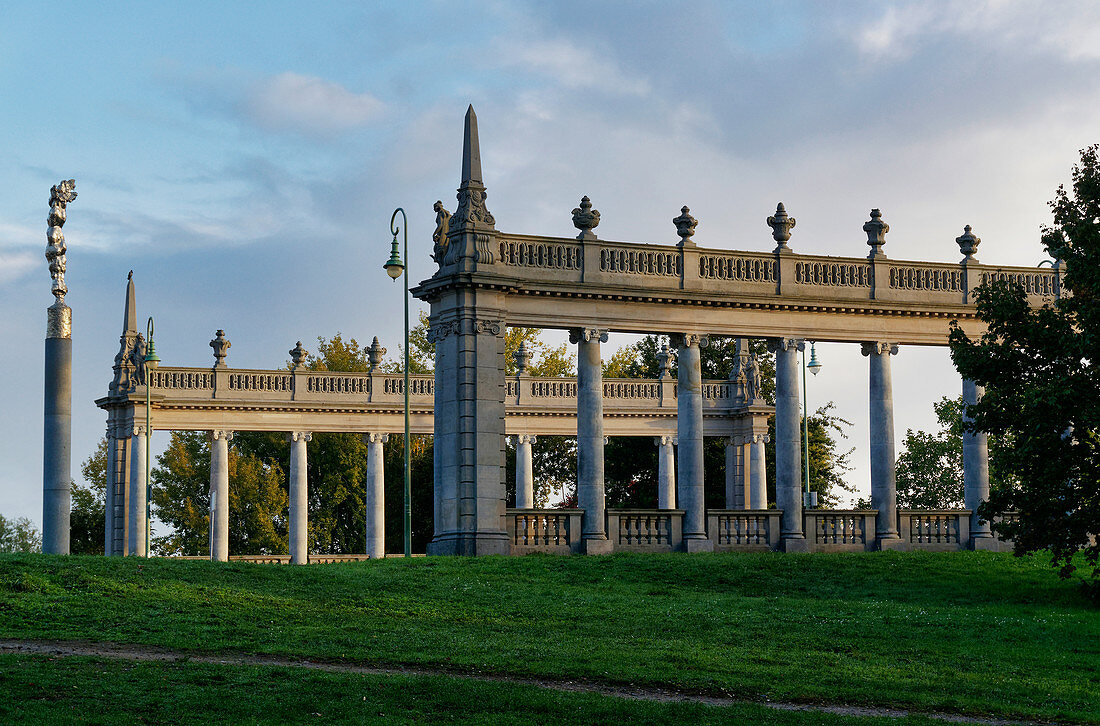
xmin=657 ymin=342 xmax=672 ymax=379
xmin=367 ymin=336 xmax=386 ymax=371
xmin=956 ymin=224 xmax=981 ymax=263
xmin=289 ymin=341 xmax=308 ymax=370
xmin=767 ymin=202 xmax=796 ymax=253
xmin=513 ymin=341 xmax=533 ymax=375
xmin=572 ymin=196 xmax=600 ymax=241
xmin=673 ymin=206 xmax=698 ymax=246
xmin=864 ymin=208 xmax=889 ymax=258
xmin=210 ymin=330 xmax=231 ymax=368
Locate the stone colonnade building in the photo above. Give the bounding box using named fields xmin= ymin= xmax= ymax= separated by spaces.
xmin=98 ymin=107 xmax=1054 ymax=559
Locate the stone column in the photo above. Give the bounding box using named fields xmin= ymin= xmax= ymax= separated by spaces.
xmin=209 ymin=430 xmax=233 ymax=562
xmin=104 ymin=425 xmax=117 ymax=555
xmin=364 ymin=433 xmax=387 ymax=559
xmin=963 ymin=379 xmax=993 ymax=548
xmin=288 ymin=431 xmax=311 ymax=564
xmin=572 ymin=328 xmax=611 ymax=554
xmin=655 ymin=436 xmax=676 ymax=509
xmin=769 ymin=338 xmax=806 ymax=550
xmin=515 ymin=434 xmax=535 ymax=509
xmin=675 ymin=333 xmax=713 ymax=552
xmin=863 ymin=342 xmax=901 ymax=547
xmin=750 ymin=433 xmax=769 ymax=509
xmin=724 ymin=437 xmax=742 ymax=510
xmin=127 ymin=425 xmax=148 ymax=557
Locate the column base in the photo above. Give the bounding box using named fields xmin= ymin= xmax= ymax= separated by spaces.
xmin=580 ymin=537 xmax=614 ymax=555
xmin=427 ymin=533 xmax=511 ymax=556
xmin=779 ymin=536 xmax=809 ymax=553
xmin=877 ymin=536 xmax=906 ymax=551
xmin=683 ymin=537 xmax=714 ymax=554
xmin=969 ymin=535 xmax=998 ymax=551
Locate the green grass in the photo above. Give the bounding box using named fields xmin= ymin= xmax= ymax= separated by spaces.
xmin=0 ymin=551 xmax=1096 ymax=723
xmin=0 ymin=654 xmax=956 ymax=726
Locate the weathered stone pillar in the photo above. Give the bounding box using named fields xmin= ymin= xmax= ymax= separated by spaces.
xmin=674 ymin=333 xmax=713 ymax=552
xmin=288 ymin=431 xmax=311 ymax=564
xmin=863 ymin=342 xmax=901 ymax=547
xmin=127 ymin=425 xmax=147 ymax=557
xmin=364 ymin=432 xmax=387 ymax=559
xmin=655 ymin=436 xmax=676 ymax=509
xmin=209 ymin=430 xmax=233 ymax=562
xmin=515 ymin=434 xmax=535 ymax=509
xmin=963 ymin=379 xmax=994 ymax=548
xmin=724 ymin=437 xmax=742 ymax=510
xmin=750 ymin=433 xmax=769 ymax=509
xmin=573 ymin=328 xmax=610 ymax=554
xmin=769 ymin=338 xmax=807 ymax=550
xmin=104 ymin=425 xmax=117 ymax=555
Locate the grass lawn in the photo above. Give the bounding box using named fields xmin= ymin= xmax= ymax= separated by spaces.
xmin=0 ymin=551 xmax=1096 ymax=723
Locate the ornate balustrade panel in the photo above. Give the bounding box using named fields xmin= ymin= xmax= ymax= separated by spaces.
xmin=305 ymin=373 xmax=371 ymax=396
xmin=698 ymin=251 xmax=776 ymax=283
xmin=229 ymin=372 xmax=292 ymax=393
xmin=507 ymin=509 xmax=582 ymax=554
xmin=708 ymin=510 xmax=778 ymax=550
xmin=796 ymin=259 xmax=872 ymax=288
xmin=981 ymin=270 xmax=1057 ymax=298
xmin=890 ymin=262 xmax=964 ymax=294
xmin=608 ymin=510 xmax=682 ymax=551
xmin=382 ymin=375 xmax=434 ymax=397
xmin=897 ymin=510 xmax=969 ymax=551
xmin=600 ymin=244 xmax=681 ymax=277
xmin=603 ymin=381 xmax=660 ymax=400
xmin=498 ymin=237 xmax=582 ymax=272
xmin=148 ymin=369 xmax=214 ymax=391
xmin=805 ymin=510 xmax=875 ymax=551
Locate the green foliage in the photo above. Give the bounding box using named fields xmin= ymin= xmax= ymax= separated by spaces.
xmin=949 ymin=146 xmax=1100 ymax=583
xmin=0 ymin=516 xmax=41 ymax=553
xmin=805 ymin=402 xmax=856 ymax=507
xmin=71 ymin=437 xmax=107 ymax=555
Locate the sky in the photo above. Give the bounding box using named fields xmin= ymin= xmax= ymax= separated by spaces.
xmin=2 ymin=1 xmax=1099 ymax=525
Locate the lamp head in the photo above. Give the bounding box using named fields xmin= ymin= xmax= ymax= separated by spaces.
xmin=384 ymin=237 xmax=404 ymax=280
xmin=807 ymin=342 xmax=822 ymax=376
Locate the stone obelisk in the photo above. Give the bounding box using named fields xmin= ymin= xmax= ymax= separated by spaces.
xmin=43 ymin=179 xmax=76 ymax=555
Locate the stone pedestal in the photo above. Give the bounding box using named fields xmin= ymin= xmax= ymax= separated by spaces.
xmin=675 ymin=334 xmax=710 ymax=550
xmin=573 ymin=328 xmax=609 ymax=550
xmin=963 ymin=379 xmax=993 ymax=548
xmin=656 ymin=436 xmax=676 ymax=509
xmin=288 ymin=432 xmax=311 ymax=564
xmin=127 ymin=425 xmax=148 ymax=557
xmin=365 ymin=433 xmax=387 ymax=559
xmin=770 ymin=338 xmax=805 ymax=547
xmin=209 ymin=430 xmax=233 ymax=562
xmin=863 ymin=342 xmax=900 ymax=545
xmin=515 ymin=434 xmax=535 ymax=509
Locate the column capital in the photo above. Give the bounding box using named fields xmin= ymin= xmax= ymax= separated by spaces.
xmin=861 ymin=341 xmax=899 ymax=357
xmin=753 ymin=433 xmax=771 ymax=444
xmin=288 ymin=431 xmax=312 ymax=443
xmin=130 ymin=424 xmax=148 ymax=438
xmin=569 ymin=327 xmax=608 ymax=344
xmin=426 ymin=319 xmax=460 ymax=343
xmin=670 ymin=332 xmax=708 ymax=348
xmin=211 ymin=429 xmax=234 ymax=442
xmin=766 ymin=337 xmax=804 ymax=353
xmin=514 ymin=433 xmax=537 ymax=445
xmin=654 ymin=435 xmax=676 ymax=447
xmin=363 ymin=432 xmax=389 ymax=444
xmin=473 ymin=318 xmax=505 ymax=337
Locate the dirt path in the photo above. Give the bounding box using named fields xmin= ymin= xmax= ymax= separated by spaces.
xmin=0 ymin=639 xmax=1053 ymax=726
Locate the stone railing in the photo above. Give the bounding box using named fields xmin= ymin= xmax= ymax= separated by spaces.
xmin=981 ymin=270 xmax=1057 ymax=297
xmin=897 ymin=510 xmax=970 ymax=550
xmin=507 ymin=508 xmax=583 ymax=554
xmin=805 ymin=510 xmax=876 ymax=551
xmin=607 ymin=510 xmax=683 ymax=551
xmin=599 ymin=241 xmax=682 ymax=277
xmin=890 ymin=262 xmax=965 ymax=293
xmin=707 ymin=510 xmax=780 ymax=550
xmin=498 ymin=237 xmax=582 ymax=271
xmin=698 ymin=250 xmax=777 ymax=283
xmin=796 ymin=258 xmax=872 ymax=288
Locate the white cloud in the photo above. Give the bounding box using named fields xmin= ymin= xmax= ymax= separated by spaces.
xmin=500 ymin=38 xmax=650 ymax=96
xmin=242 ymin=72 xmax=384 ymax=138
xmin=0 ymin=251 xmax=38 ymax=284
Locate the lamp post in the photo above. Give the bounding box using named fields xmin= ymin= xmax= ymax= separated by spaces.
xmin=802 ymin=341 xmax=822 ymax=508
xmin=144 ymin=316 xmax=160 ymax=555
xmin=383 ymin=208 xmax=412 ymax=558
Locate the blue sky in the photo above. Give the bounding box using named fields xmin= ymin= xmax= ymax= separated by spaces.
xmin=3 ymin=1 xmax=1100 ymax=524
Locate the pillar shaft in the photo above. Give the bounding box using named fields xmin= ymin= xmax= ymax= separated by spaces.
xmin=963 ymin=379 xmax=992 ymax=543
xmin=574 ymin=328 xmax=607 ymax=543
xmin=750 ymin=435 xmax=768 ymax=509
xmin=288 ymin=432 xmax=311 ymax=564
xmin=104 ymin=428 xmax=117 ymax=555
xmin=656 ymin=436 xmax=676 ymax=509
xmin=770 ymin=338 xmax=805 ymax=548
xmin=365 ymin=433 xmax=387 ymax=559
xmin=209 ymin=430 xmax=232 ymax=562
xmin=127 ymin=426 xmax=148 ymax=557
xmin=724 ymin=438 xmax=742 ymax=510
xmin=515 ymin=435 xmax=535 ymax=508
xmin=675 ymin=334 xmax=711 ymax=550
xmin=43 ymin=335 xmax=72 ymax=554
xmin=864 ymin=342 xmax=900 ymax=542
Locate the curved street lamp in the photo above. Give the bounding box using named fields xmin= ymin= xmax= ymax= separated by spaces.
xmin=144 ymin=316 xmax=160 ymax=555
xmin=802 ymin=341 xmax=822 ymax=508
xmin=383 ymin=208 xmax=412 ymax=558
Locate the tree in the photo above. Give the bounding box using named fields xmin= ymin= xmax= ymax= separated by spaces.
xmin=0 ymin=515 xmax=41 ymax=553
xmin=949 ymin=145 xmax=1100 ymax=585
xmin=71 ymin=437 xmax=108 ymax=555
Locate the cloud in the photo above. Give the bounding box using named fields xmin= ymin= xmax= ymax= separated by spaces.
xmin=498 ymin=38 xmax=650 ymax=97
xmin=241 ymin=72 xmax=384 ymax=137
xmin=0 ymin=250 xmax=38 ymax=285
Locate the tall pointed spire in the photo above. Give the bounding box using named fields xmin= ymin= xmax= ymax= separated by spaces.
xmin=123 ymin=270 xmax=137 ymax=334
xmin=461 ymin=105 xmax=482 ymax=185
xmin=110 ymin=272 xmax=140 ymax=395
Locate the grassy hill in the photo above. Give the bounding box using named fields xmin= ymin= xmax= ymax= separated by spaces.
xmin=0 ymin=551 xmax=1096 ymax=724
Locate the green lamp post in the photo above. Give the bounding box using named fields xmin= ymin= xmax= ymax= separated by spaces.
xmin=144 ymin=316 xmax=160 ymax=555
xmin=383 ymin=208 xmax=412 ymax=558
xmin=802 ymin=341 xmax=822 ymax=508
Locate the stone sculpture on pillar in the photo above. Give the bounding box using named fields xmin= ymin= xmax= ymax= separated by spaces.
xmin=210 ymin=330 xmax=231 ymax=368
xmin=289 ymin=341 xmax=308 ymax=370
xmin=673 ymin=206 xmax=698 ymax=247
xmin=572 ymin=196 xmax=600 ymax=241
xmin=431 ymin=200 xmax=451 ymax=265
xmin=864 ymin=208 xmax=889 ymax=258
xmin=43 ymin=179 xmax=76 ymax=554
xmin=767 ymin=202 xmax=795 ymax=253
xmin=367 ymin=336 xmax=386 ymax=372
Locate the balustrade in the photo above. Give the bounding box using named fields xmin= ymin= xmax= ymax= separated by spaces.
xmin=805 ymin=510 xmax=875 ymax=550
